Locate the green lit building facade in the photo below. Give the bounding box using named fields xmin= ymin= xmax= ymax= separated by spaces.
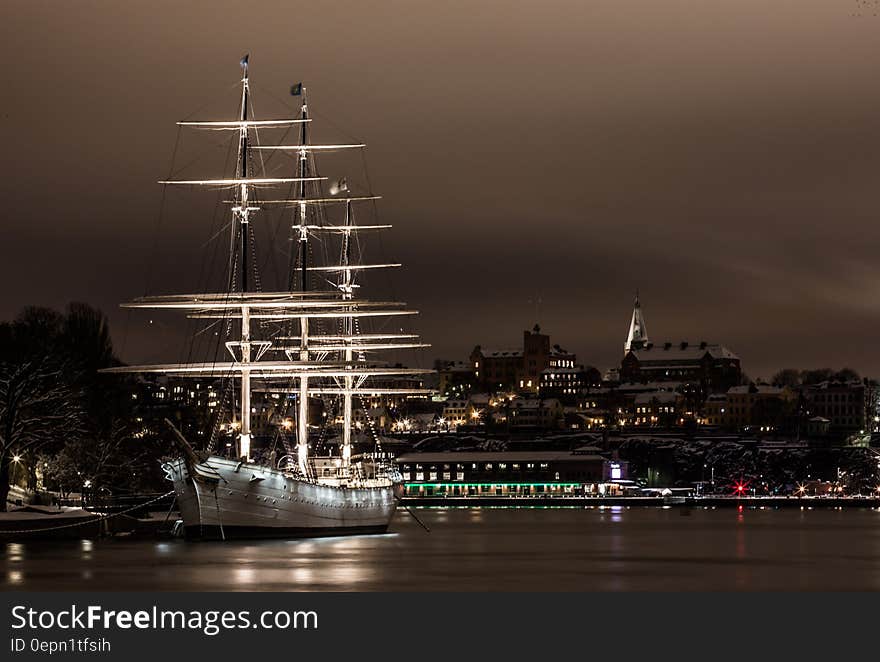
xmin=397 ymin=451 xmax=628 ymax=497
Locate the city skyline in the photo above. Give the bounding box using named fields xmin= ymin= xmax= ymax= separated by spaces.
xmin=4 ymin=2 xmax=880 ymax=378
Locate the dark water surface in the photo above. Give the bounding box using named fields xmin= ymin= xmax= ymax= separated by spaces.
xmin=4 ymin=507 xmax=880 ymax=591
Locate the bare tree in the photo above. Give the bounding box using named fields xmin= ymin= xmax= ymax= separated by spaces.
xmin=0 ymin=359 xmax=82 ymax=510
xmin=45 ymin=417 xmax=157 ymax=497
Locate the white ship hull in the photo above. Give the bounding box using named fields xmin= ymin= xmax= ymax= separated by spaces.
xmin=165 ymin=456 xmax=401 ymax=540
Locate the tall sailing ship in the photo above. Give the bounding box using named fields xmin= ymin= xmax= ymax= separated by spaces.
xmin=104 ymin=56 xmax=432 ymax=539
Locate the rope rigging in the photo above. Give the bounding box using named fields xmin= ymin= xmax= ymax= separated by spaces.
xmin=113 ymin=62 xmax=432 ymax=482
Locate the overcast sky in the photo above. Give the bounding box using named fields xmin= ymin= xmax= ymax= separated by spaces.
xmin=3 ymin=1 xmax=880 ymax=379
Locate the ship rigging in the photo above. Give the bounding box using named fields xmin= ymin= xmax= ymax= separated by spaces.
xmin=102 ymin=56 xmax=433 ymax=539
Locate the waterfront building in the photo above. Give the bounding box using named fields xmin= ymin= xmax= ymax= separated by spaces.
xmin=723 ymin=384 xmax=795 ymax=432
xmin=563 ymin=406 xmax=608 ymax=429
xmin=397 ymin=450 xmax=628 ymax=497
xmin=506 ymin=397 xmax=564 ymax=430
xmin=633 ymin=390 xmax=680 ymax=427
xmin=803 ymin=379 xmax=869 ymax=436
xmin=471 ymin=324 xmax=576 ymax=393
xmin=435 ymin=359 xmax=475 ymax=397
xmin=703 ymin=393 xmax=727 ymax=426
xmin=619 ymin=295 xmax=742 ymax=394
xmin=620 ymin=341 xmax=741 ymax=393
xmin=806 ymin=416 xmax=831 ymax=437
xmin=539 ymin=365 xmax=601 ymax=401
xmin=472 ymin=346 xmax=523 ymax=391
xmin=134 ymin=375 xmax=222 ymax=411
xmin=441 ymin=398 xmax=471 ymax=428
xmin=582 ymin=381 xmax=683 ymax=428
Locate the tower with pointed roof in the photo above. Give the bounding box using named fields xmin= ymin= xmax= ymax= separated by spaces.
xmin=624 ymin=292 xmax=649 ymax=353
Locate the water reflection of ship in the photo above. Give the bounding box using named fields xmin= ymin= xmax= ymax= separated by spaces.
xmin=104 ymin=56 xmax=432 ymax=539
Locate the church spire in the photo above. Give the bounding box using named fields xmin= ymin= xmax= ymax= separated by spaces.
xmin=624 ymin=291 xmax=649 ymax=353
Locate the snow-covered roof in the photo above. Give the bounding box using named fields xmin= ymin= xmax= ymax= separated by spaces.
xmin=442 ymin=364 xmax=473 ymax=373
xmin=512 ymin=398 xmax=561 ymax=410
xmin=634 ymin=391 xmax=678 ymax=404
xmin=629 ymin=342 xmax=739 ymax=362
xmin=808 ymin=380 xmax=863 ymax=390
xmin=616 ymin=381 xmax=682 ymax=393
xmin=727 ymin=384 xmax=784 ymax=396
xmin=479 ymin=348 xmax=523 ymax=358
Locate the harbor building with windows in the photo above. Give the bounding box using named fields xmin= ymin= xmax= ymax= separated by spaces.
xmin=397 ymin=451 xmax=628 ymax=497
xmin=619 ymin=294 xmax=741 ymax=394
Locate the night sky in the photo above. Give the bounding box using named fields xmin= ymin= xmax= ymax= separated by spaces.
xmin=4 ymin=2 xmax=880 ymax=379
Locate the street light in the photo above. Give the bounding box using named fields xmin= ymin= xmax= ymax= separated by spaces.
xmin=11 ymin=454 xmax=22 ymax=488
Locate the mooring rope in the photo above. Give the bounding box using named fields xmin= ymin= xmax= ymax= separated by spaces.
xmin=0 ymin=490 xmax=175 ymax=535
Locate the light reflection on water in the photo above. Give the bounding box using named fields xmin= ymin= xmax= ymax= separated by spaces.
xmin=232 ymin=566 xmax=258 ymax=586
xmin=7 ymin=543 xmax=23 ymax=563
xmin=3 ymin=508 xmax=880 ymax=591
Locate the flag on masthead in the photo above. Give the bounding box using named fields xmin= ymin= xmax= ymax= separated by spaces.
xmin=290 ymin=82 xmax=303 ymax=96
xmin=329 ymin=177 xmax=349 ymax=195
xmin=240 ymin=53 xmax=249 ymax=68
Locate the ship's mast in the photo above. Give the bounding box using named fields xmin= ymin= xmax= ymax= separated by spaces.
xmin=340 ymin=200 xmax=355 ymax=469
xmin=295 ymin=90 xmax=309 ymax=292
xmin=295 ymin=88 xmax=310 ymax=476
xmin=237 ymin=56 xmax=253 ymax=461
xmin=108 ymin=63 xmax=438 ymax=478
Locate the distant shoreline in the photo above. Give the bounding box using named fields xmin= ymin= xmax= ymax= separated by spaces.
xmin=403 ymin=496 xmax=880 ymax=508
